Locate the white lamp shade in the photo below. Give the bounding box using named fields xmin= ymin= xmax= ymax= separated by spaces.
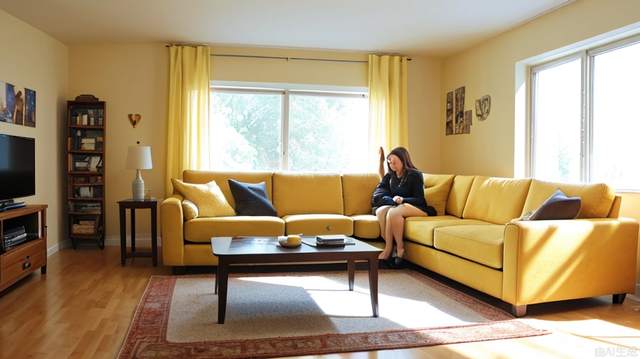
xmin=126 ymin=145 xmax=153 ymax=170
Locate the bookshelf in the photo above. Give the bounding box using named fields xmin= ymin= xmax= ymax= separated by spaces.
xmin=66 ymin=95 xmax=106 ymax=249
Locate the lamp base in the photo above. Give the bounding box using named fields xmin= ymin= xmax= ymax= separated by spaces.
xmin=132 ymin=170 xmax=145 ymax=201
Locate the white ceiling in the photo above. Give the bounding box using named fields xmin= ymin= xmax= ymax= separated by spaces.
xmin=0 ymin=0 xmax=571 ymax=55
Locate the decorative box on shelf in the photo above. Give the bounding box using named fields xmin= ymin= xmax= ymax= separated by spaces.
xmin=66 ymin=95 xmax=106 ymax=249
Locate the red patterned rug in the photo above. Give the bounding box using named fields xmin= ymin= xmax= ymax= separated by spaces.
xmin=118 ymin=271 xmax=548 ymax=358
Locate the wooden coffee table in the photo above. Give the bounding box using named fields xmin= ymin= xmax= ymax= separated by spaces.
xmin=211 ymin=236 xmax=382 ymax=324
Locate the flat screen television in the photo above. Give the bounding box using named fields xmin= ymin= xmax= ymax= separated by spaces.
xmin=0 ymin=134 xmax=35 ymax=201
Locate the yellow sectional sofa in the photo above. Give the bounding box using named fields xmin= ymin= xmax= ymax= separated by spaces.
xmin=161 ymin=170 xmax=638 ymax=316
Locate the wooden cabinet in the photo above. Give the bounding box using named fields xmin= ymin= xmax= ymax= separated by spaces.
xmin=0 ymin=205 xmax=47 ymax=292
xmin=66 ymin=95 xmax=106 ymax=249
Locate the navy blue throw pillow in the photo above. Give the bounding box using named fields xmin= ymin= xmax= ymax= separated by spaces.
xmin=228 ymin=179 xmax=277 ymax=216
xmin=523 ymin=189 xmax=581 ymax=220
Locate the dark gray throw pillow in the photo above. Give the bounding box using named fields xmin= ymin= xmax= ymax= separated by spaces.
xmin=522 ymin=189 xmax=581 ymax=220
xmin=228 ymin=179 xmax=277 ymax=216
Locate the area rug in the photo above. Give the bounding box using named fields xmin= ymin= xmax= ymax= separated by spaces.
xmin=118 ymin=270 xmax=548 ymax=358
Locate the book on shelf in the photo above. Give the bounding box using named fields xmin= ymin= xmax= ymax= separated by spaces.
xmin=78 ymin=186 xmax=93 ymax=198
xmin=80 ymin=138 xmax=96 ymax=150
xmin=71 ymin=202 xmax=101 ymax=214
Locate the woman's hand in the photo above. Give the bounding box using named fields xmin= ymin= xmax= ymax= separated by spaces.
xmin=393 ymin=196 xmax=403 ymax=204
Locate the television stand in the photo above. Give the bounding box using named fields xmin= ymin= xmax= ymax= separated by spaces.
xmin=0 ymin=200 xmax=26 ymax=212
xmin=0 ymin=205 xmax=47 ymax=293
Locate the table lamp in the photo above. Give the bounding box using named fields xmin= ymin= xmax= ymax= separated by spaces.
xmin=126 ymin=143 xmax=153 ymax=200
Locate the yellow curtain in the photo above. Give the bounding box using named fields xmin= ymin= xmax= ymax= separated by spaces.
xmin=165 ymin=45 xmax=211 ymax=195
xmin=368 ymin=54 xmax=408 ymax=160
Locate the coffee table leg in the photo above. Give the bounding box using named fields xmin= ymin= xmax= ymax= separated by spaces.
xmin=218 ymin=258 xmax=228 ymax=324
xmin=215 ymin=262 xmax=219 ymax=294
xmin=368 ymin=257 xmax=379 ymax=317
xmin=347 ymin=259 xmax=355 ymax=291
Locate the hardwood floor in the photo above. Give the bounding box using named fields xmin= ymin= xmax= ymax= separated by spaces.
xmin=0 ymin=246 xmax=638 ymax=358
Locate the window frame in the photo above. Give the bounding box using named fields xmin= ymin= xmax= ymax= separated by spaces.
xmin=209 ymin=83 xmax=368 ymax=172
xmin=528 ymin=33 xmax=640 ymax=190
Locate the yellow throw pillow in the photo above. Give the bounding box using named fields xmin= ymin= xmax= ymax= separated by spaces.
xmin=426 ymin=183 xmax=450 ymax=216
xmin=182 ymin=199 xmax=199 ymax=220
xmin=171 ymin=178 xmax=236 ymax=217
xmin=423 ymin=174 xmax=454 ymax=216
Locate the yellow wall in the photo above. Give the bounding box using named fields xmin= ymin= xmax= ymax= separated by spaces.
xmin=0 ymin=10 xmax=68 ymax=252
xmin=68 ymin=44 xmax=168 ymax=240
xmin=68 ymin=44 xmax=442 ymax=238
xmin=441 ymin=0 xmax=640 ymax=177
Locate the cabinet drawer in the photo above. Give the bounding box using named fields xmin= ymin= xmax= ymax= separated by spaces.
xmin=1 ymin=251 xmax=45 ymax=287
xmin=1 ymin=240 xmax=45 ymax=287
xmin=1 ymin=239 xmax=44 ymax=269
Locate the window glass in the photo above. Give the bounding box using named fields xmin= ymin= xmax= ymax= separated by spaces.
xmin=591 ymin=41 xmax=640 ymax=190
xmin=210 ymin=91 xmax=282 ymax=171
xmin=288 ymin=94 xmax=369 ymax=172
xmin=532 ymin=58 xmax=582 ymax=183
xmin=209 ymin=88 xmax=369 ymax=172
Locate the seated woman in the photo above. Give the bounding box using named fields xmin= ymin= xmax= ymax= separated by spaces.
xmin=372 ymin=147 xmax=435 ymax=263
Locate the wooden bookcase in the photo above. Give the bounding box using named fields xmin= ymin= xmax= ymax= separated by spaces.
xmin=66 ymin=95 xmax=106 ymax=249
xmin=0 ymin=205 xmax=47 ymax=292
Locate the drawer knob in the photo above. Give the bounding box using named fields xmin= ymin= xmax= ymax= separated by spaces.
xmin=22 ymin=261 xmax=31 ymax=270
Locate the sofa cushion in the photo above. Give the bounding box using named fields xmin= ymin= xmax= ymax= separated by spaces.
xmin=182 ymin=170 xmax=273 ymax=208
xmin=446 ymin=175 xmax=475 ymax=217
xmin=351 ymin=214 xmax=380 ymax=239
xmin=228 ymin=179 xmax=277 ymax=216
xmin=342 ymin=173 xmax=380 ymax=215
xmin=283 ymin=214 xmax=353 ymax=236
xmin=433 ymin=225 xmax=505 ymax=269
xmin=463 ymin=177 xmax=532 ymax=224
xmin=171 ymin=178 xmax=236 ymax=217
xmin=274 ymin=173 xmax=344 ymax=216
xmin=184 ymin=216 xmax=285 ymax=242
xmin=521 ymin=179 xmax=615 ymax=219
xmin=405 ymin=216 xmax=490 ymax=246
xmin=423 ymin=174 xmax=454 ymax=216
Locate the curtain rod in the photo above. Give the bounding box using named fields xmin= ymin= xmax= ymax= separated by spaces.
xmin=164 ymin=44 xmax=412 ymax=63
xmin=212 ymin=54 xmax=372 ymax=63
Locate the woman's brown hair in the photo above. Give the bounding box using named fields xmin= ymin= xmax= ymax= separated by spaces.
xmin=386 ymin=146 xmax=417 ymax=174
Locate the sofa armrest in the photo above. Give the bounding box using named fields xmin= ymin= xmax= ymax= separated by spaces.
xmin=503 ymin=218 xmax=638 ymax=305
xmin=161 ymin=194 xmax=185 ymax=266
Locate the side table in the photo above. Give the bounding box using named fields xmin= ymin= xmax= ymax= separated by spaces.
xmin=118 ymin=198 xmax=158 ymax=266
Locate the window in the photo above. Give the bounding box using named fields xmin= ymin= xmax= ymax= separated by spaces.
xmin=210 ymin=86 xmax=369 ymax=172
xmin=530 ymin=36 xmax=640 ymax=190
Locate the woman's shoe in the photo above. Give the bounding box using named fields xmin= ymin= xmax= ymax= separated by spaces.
xmin=393 ymin=248 xmax=405 ymax=268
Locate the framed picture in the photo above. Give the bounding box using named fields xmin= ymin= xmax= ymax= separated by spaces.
xmin=463 ymin=110 xmax=472 ymax=134
xmin=12 ymin=85 xmax=25 ymax=126
xmin=454 ymin=86 xmax=465 ymax=134
xmin=0 ymin=82 xmax=14 ymax=123
xmin=24 ymin=88 xmax=36 ymax=127
xmin=446 ymin=91 xmax=453 ymax=135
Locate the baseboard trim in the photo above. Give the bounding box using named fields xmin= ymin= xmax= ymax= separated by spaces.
xmin=47 ymin=239 xmax=72 ymax=257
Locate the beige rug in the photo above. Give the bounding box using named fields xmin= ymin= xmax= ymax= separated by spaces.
xmin=119 ymin=270 xmax=548 ymax=358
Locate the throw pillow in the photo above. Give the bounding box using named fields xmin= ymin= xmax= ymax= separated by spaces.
xmin=171 ymin=178 xmax=235 ymax=217
xmin=228 ymin=179 xmax=277 ymax=216
xmin=521 ymin=189 xmax=581 ymax=220
xmin=423 ymin=174 xmax=454 ymax=216
xmin=182 ymin=199 xmax=199 ymax=220
xmin=425 ymin=182 xmax=452 ymax=216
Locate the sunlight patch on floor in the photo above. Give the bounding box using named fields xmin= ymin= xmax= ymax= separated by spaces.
xmin=238 ymin=274 xmax=476 ymax=327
